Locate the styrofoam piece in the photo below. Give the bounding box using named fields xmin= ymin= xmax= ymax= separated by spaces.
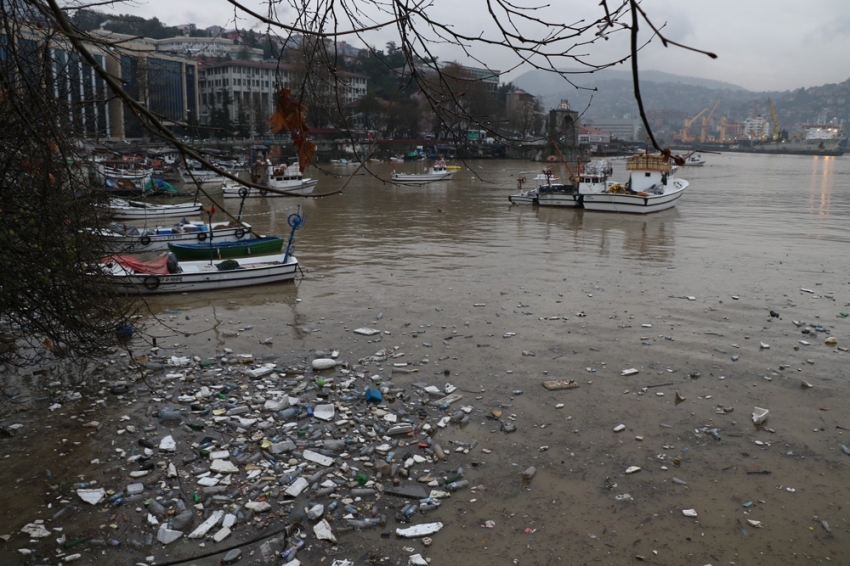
xmin=396 ymin=522 xmax=444 ymax=538
xmin=159 ymin=435 xmax=176 ymax=451
xmin=245 ymin=501 xmax=271 ymax=512
xmin=264 ymin=398 xmax=290 ymax=411
xmin=682 ymin=509 xmax=698 ymax=517
xmin=157 ymin=525 xmax=183 ymax=545
xmin=353 ymin=328 xmax=380 ymax=336
xmin=20 ymin=522 xmax=50 ymax=538
xmin=625 ymin=466 xmax=641 ymax=474
xmin=188 ymin=510 xmax=223 ymax=539
xmin=210 ymin=459 xmax=239 ymax=474
xmin=303 ymin=449 xmax=334 ymax=467
xmin=246 ymin=364 xmax=275 ymax=379
xmin=312 ymin=358 xmax=336 ymax=370
xmin=213 ymin=526 xmax=231 ymax=542
xmin=621 ymin=368 xmax=639 ymax=376
xmin=613 ymin=424 xmax=626 ymax=432
xmin=284 ymin=477 xmax=309 ymax=497
xmin=314 ymin=404 xmax=335 ymax=421
xmin=313 ymin=518 xmax=337 ymax=542
xmin=222 ymin=513 xmax=236 ymax=528
xmin=209 ymin=450 xmax=230 ymax=460
xmin=752 ymin=407 xmax=769 ymax=425
xmin=77 ymin=488 xmax=106 ymax=505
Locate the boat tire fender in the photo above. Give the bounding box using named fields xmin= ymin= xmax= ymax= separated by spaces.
xmin=238 ymin=187 xmax=249 ymax=198
xmin=235 ymin=228 xmax=246 ymax=239
xmin=139 ymin=235 xmax=152 ymax=246
xmin=143 ymin=276 xmax=160 ymax=291
xmin=198 ymin=232 xmax=207 ymax=242
xmin=260 ymin=189 xmax=268 ymax=196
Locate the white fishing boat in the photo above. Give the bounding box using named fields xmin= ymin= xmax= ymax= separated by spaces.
xmin=681 ymin=152 xmax=706 ymax=166
xmin=392 ymin=160 xmax=454 ymax=183
xmin=179 ymin=162 xmax=226 ymax=189
xmin=101 ymin=252 xmax=299 ymax=294
xmin=109 ymin=198 xmax=203 ymax=220
xmin=222 ymin=178 xmax=317 ymax=198
xmin=508 ymin=163 xmax=611 ymax=207
xmin=537 ymin=162 xmax=614 ymax=207
xmin=507 ymin=186 xmax=538 ymax=205
xmin=98 ymin=219 xmax=252 ymax=252
xmin=581 ymin=153 xmax=688 ymax=214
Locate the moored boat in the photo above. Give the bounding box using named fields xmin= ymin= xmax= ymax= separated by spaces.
xmin=167 ymin=235 xmax=284 ymax=261
xmin=222 ymin=178 xmax=317 ymax=198
xmin=392 ymin=160 xmax=454 ymax=183
xmin=581 ymin=153 xmax=688 ymax=214
xmin=109 ymin=198 xmax=203 ymax=220
xmin=98 ymin=220 xmax=252 ymax=252
xmin=101 ymin=252 xmax=299 ymax=294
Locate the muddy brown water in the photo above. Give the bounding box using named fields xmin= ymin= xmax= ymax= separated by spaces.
xmin=2 ymin=153 xmax=850 ymax=564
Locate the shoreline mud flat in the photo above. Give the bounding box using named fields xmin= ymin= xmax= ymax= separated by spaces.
xmin=1 ymin=269 xmax=849 ymax=566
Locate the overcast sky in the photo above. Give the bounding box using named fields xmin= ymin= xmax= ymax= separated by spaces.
xmin=98 ymin=0 xmax=850 ymax=92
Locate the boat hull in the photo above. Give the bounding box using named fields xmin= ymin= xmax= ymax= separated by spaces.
xmin=222 ymin=179 xmax=317 ymax=198
xmin=104 ymin=253 xmax=298 ymax=294
xmin=508 ymin=193 xmax=537 ymax=205
xmin=582 ymin=186 xmax=685 ymax=214
xmin=536 ymin=194 xmax=581 ymax=207
xmin=100 ymin=222 xmax=252 ymax=252
xmin=109 ymin=199 xmax=203 ymax=220
xmin=392 ymin=172 xmax=454 ymax=183
xmin=167 ymin=236 xmax=284 ymax=261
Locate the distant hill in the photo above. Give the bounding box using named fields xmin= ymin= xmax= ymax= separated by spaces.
xmin=514 ymin=67 xmax=745 ymax=98
xmin=513 ymin=68 xmax=850 ymax=131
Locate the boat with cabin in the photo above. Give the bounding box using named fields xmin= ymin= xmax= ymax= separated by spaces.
xmin=392 ymin=160 xmax=455 ymax=183
xmin=581 ymin=152 xmax=688 ymax=214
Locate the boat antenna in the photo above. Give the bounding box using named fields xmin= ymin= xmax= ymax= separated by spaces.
xmin=283 ymin=206 xmax=303 ymax=263
xmin=236 ymin=186 xmax=248 ymax=222
xmin=204 ymin=204 xmax=216 ymax=265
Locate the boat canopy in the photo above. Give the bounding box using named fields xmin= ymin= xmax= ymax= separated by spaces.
xmin=626 ymin=153 xmax=673 ymax=172
xmin=102 ymin=254 xmax=175 ymax=275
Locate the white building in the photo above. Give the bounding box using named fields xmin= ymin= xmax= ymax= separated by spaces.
xmin=199 ymin=60 xmax=367 ymax=129
xmin=155 ymin=36 xmax=263 ymax=61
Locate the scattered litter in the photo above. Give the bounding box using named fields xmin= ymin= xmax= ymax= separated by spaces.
xmin=396 ymin=522 xmax=444 ymax=538
xmin=353 ymin=327 xmax=380 ymax=336
xmin=542 ymin=379 xmax=579 ymax=390
xmin=752 ymin=407 xmax=769 ymax=425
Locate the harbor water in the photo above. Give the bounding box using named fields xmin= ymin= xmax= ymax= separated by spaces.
xmin=3 ymin=152 xmax=850 ymax=564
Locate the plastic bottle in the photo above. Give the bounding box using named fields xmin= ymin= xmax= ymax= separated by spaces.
xmin=281 ymin=539 xmax=305 ymax=560
xmin=446 ymin=479 xmax=468 ymax=491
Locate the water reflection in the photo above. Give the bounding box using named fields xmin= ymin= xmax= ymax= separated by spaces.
xmin=534 ymin=207 xmax=677 ymax=262
xmin=808 ymin=156 xmax=834 ymax=217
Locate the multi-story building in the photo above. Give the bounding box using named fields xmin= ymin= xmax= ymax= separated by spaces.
xmin=198 ymin=60 xmax=367 ymax=131
xmin=89 ymin=31 xmax=199 ymax=140
xmin=584 ymin=118 xmax=643 ymax=141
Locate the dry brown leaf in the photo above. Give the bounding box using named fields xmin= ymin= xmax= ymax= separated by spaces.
xmin=270 ymin=89 xmax=316 ymax=172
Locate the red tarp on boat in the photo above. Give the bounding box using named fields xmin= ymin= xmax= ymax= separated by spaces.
xmin=102 ymin=255 xmax=171 ymax=274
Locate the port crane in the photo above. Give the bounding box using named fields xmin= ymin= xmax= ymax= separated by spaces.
xmin=699 ymin=98 xmax=722 ymax=143
xmin=680 ymin=107 xmax=708 ymax=143
xmin=719 ymin=116 xmax=727 ymax=142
